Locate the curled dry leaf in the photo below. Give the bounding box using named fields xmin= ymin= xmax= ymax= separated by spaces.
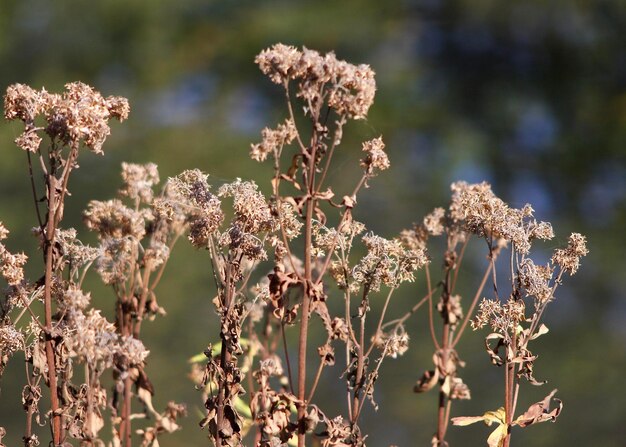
xmin=485 ymin=333 xmax=506 ymax=366
xmin=451 ymin=407 xmax=507 ymax=447
xmin=414 ymin=369 xmax=438 ymax=394
xmin=514 ymin=389 xmax=562 ymax=428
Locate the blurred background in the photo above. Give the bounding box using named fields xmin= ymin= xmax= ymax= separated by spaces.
xmin=0 ymin=0 xmax=624 ymax=445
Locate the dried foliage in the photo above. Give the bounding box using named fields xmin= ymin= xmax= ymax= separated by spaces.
xmin=0 ymin=45 xmax=587 ymax=447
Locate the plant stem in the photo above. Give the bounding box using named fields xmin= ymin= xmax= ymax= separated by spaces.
xmin=436 ymin=265 xmax=452 ymax=444
xmin=43 ymin=174 xmax=61 ymax=446
xmin=216 ymin=263 xmax=234 ymax=446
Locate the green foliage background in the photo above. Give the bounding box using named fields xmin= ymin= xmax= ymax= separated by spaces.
xmin=0 ymin=0 xmax=624 ymax=445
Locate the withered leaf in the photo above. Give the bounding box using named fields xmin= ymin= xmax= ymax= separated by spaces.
xmin=485 ymin=333 xmax=506 ymax=366
xmin=452 ymin=407 xmax=508 ymax=447
xmin=413 ymin=369 xmax=438 ymax=393
xmin=514 ymin=389 xmax=562 ymax=428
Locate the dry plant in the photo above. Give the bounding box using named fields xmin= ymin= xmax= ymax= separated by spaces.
xmin=408 ymin=182 xmax=588 ymax=447
xmin=0 ymin=44 xmax=588 ymax=447
xmin=0 ymin=83 xmax=185 ymax=447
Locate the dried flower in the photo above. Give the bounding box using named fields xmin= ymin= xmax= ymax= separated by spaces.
xmin=4 ymin=82 xmax=130 ymax=154
xmin=0 ymin=324 xmax=23 ymax=357
xmin=276 ymin=202 xmax=303 ymax=240
xmin=118 ymin=336 xmax=150 ymax=366
xmin=45 ymin=82 xmax=129 ymax=153
xmin=518 ymin=259 xmax=553 ymax=303
xmin=450 ymin=181 xmax=554 ymax=254
xmin=4 ymin=83 xmax=46 ymax=122
xmin=353 ymin=233 xmax=427 ymax=291
xmin=256 ymin=44 xmax=376 ymax=119
xmin=119 ymin=162 xmax=160 ymax=204
xmin=64 ymin=309 xmax=119 ymax=368
xmin=373 ymin=327 xmax=410 ymax=359
xmin=360 ymin=137 xmax=389 ymax=174
xmin=158 ymin=170 xmax=224 ymax=248
xmin=552 ymin=232 xmax=589 ymax=275
xmin=250 ymin=119 xmax=297 ymax=162
xmin=423 ymin=207 xmax=445 ymax=236
xmin=96 ymin=237 xmax=134 ymax=284
xmin=218 ymin=179 xmax=274 ymax=235
xmin=0 ymin=242 xmax=27 ymax=286
xmin=84 ymin=199 xmax=146 ymax=240
xmin=472 ymin=298 xmax=526 ymax=333
xmin=57 ymin=285 xmax=92 ymax=312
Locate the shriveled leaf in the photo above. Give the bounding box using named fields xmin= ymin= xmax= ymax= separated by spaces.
xmin=137 ymin=385 xmax=158 ymax=417
xmin=482 ymin=408 xmax=506 ymax=426
xmin=413 ymin=369 xmax=438 ymax=393
xmin=487 ymin=423 xmax=508 ymax=447
xmin=514 ymin=389 xmax=562 ymax=427
xmin=451 ymin=415 xmax=488 ymax=426
xmin=531 ymin=324 xmax=549 ymax=340
xmin=452 ymin=407 xmax=506 ymax=427
xmin=32 ymin=342 xmax=47 ymax=373
xmin=485 ymin=333 xmax=506 ymax=366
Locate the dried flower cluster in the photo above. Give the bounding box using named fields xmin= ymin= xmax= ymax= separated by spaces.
xmin=4 ymin=82 xmax=129 ymax=153
xmin=255 ymin=44 xmax=376 ymax=119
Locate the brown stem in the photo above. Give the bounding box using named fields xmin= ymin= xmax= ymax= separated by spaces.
xmin=306 ymin=340 xmax=329 ymax=403
xmin=123 ymin=375 xmax=132 ymax=447
xmin=26 ymin=151 xmax=43 ymax=229
xmin=296 ymin=112 xmax=321 ymax=447
xmin=43 ymin=175 xmax=61 ymax=446
xmin=216 ymin=263 xmax=234 ymax=446
xmin=425 ymin=266 xmax=440 ymax=350
xmin=296 ymin=199 xmax=314 ymax=447
xmin=281 ymin=322 xmax=295 ymax=394
xmin=132 ymin=262 xmax=153 ymax=338
xmin=436 ymin=266 xmax=453 ymax=444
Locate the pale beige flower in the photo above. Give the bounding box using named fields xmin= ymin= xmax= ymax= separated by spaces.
xmin=360 ymin=137 xmax=389 ymax=174
xmin=552 ymin=232 xmax=588 ymax=275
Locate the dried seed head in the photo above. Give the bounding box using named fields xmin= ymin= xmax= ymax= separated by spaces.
xmin=64 ymin=309 xmax=118 ymax=368
xmin=0 ymin=324 xmax=23 ymax=357
xmin=46 ymin=82 xmax=129 ymax=153
xmin=423 ymin=207 xmax=445 ymax=236
xmin=4 ymin=82 xmax=130 ymax=154
xmin=95 ymin=237 xmax=134 ymax=284
xmin=158 ymin=170 xmax=224 ymax=248
xmin=256 ymin=44 xmax=377 ymax=119
xmin=276 ymin=202 xmax=303 ymax=240
xmin=119 ymin=162 xmax=160 ymax=204
xmin=118 ymin=336 xmax=150 ymax=366
xmin=373 ymin=327 xmax=410 ymax=359
xmin=218 ymin=179 xmax=274 ymax=234
xmin=450 ymin=181 xmax=555 ymax=254
xmin=552 ymin=232 xmax=588 ymax=275
xmin=84 ymin=199 xmax=146 ymax=239
xmin=0 ymin=244 xmax=27 ymax=286
xmin=518 ymin=259 xmax=554 ymax=303
xmin=472 ymin=298 xmax=526 ymax=333
xmin=250 ymin=119 xmax=297 ymax=162
xmin=360 ymin=137 xmax=389 ymax=174
xmin=58 ymin=285 xmax=92 ymax=312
